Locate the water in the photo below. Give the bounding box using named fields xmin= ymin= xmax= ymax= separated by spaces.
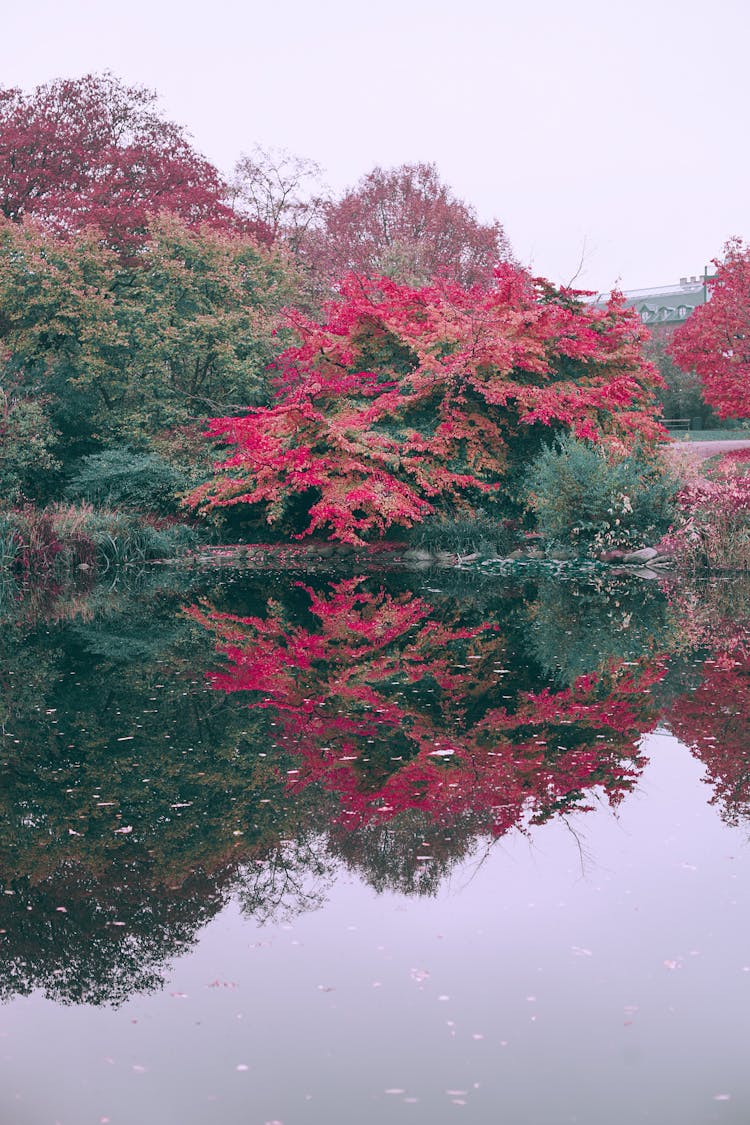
xmin=0 ymin=565 xmax=748 ymax=1123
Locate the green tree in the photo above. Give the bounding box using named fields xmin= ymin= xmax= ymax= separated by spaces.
xmin=0 ymin=215 xmax=298 ymax=493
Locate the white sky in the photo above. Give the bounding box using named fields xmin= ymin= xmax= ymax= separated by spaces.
xmin=2 ymin=0 xmax=748 ymax=292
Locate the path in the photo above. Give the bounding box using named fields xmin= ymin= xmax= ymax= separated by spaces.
xmin=669 ymin=438 xmax=750 ymax=465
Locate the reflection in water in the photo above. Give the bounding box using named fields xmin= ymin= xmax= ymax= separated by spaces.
xmin=0 ymin=566 xmax=747 ymax=1006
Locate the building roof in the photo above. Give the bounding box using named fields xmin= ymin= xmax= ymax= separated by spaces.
xmin=596 ymin=276 xmax=708 ymax=326
xmin=620 ymin=276 xmax=706 ymax=326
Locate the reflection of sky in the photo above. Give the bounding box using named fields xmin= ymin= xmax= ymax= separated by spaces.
xmin=3 ymin=732 xmax=749 ymax=1124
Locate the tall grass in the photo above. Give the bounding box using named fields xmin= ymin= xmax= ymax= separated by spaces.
xmin=0 ymin=505 xmax=200 ymax=578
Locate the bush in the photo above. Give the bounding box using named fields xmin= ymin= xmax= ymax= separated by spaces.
xmin=525 ymin=436 xmax=678 ymax=554
xmin=66 ymin=448 xmax=188 ymax=515
xmin=408 ymin=513 xmax=517 ymax=556
xmin=664 ymin=478 xmax=750 ymax=570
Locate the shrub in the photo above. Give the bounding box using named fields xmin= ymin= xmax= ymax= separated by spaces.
xmin=664 ymin=478 xmax=750 ymax=570
xmin=408 ymin=514 xmax=517 ymax=556
xmin=525 ymin=436 xmax=678 ymax=554
xmin=66 ymin=448 xmax=188 ymax=514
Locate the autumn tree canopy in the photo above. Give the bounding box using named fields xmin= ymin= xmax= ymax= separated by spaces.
xmin=189 ymin=267 xmax=666 ymax=543
xmin=669 ymin=239 xmax=750 ymax=419
xmin=0 ymin=72 xmax=242 ymax=254
xmin=0 ymin=214 xmax=298 ymax=477
xmin=304 ymin=162 xmax=511 ymax=289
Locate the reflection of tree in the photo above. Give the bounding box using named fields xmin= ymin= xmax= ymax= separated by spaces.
xmin=665 ymin=580 xmax=750 ymax=825
xmin=0 ymin=567 xmax=711 ymax=1004
xmin=192 ymin=577 xmax=665 ymax=893
xmin=0 ymin=865 xmax=230 ymax=1007
xmin=530 ymin=573 xmax=676 ymax=685
xmin=0 ymin=573 xmax=314 ymax=1004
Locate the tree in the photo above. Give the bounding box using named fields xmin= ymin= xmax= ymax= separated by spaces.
xmin=305 ymin=162 xmax=511 ymax=289
xmin=642 ymin=331 xmax=715 ymax=427
xmin=669 ymin=239 xmax=750 ymax=419
xmin=0 ymin=214 xmax=298 ymax=480
xmin=188 ymin=268 xmax=666 ymax=544
xmin=0 ymin=72 xmax=242 ymax=254
xmin=229 ymin=144 xmax=328 ymax=252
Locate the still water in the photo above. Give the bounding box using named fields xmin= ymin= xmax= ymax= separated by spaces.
xmin=0 ymin=565 xmax=748 ymax=1124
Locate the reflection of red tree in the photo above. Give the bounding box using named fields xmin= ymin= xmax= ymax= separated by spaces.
xmin=189 ymin=580 xmax=662 ymax=837
xmin=666 ymin=606 xmax=750 ymax=824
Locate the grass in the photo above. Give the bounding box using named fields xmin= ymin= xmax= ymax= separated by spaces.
xmin=0 ymin=504 xmax=202 ymax=578
xmin=669 ymin=428 xmax=750 ymax=442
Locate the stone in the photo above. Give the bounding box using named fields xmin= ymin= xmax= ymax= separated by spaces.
xmin=623 ymin=547 xmax=658 ymax=564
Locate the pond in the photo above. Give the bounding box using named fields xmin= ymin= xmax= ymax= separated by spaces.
xmin=0 ymin=563 xmax=748 ymax=1124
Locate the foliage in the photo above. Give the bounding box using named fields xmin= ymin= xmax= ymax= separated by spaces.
xmin=0 ymin=504 xmax=199 ymax=577
xmin=664 ymin=476 xmax=750 ymax=570
xmin=303 ymin=162 xmax=511 ymax=290
xmin=0 ymin=214 xmax=297 ymax=484
xmin=189 ymin=269 xmax=666 ymax=544
xmin=707 ymin=448 xmax=750 ymax=480
xmin=642 ymin=329 xmax=715 ymax=427
xmin=0 ymin=72 xmax=243 ymax=255
xmin=525 ymin=435 xmax=678 ymax=552
xmin=669 ymin=239 xmax=750 ymax=420
xmin=66 ymin=447 xmax=188 ymax=513
xmin=0 ymin=391 xmax=60 ymax=502
xmin=408 ymin=513 xmax=518 ymax=556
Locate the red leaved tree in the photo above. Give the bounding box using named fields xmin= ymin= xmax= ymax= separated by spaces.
xmin=188 ymin=268 xmax=665 ymax=543
xmin=303 ymin=162 xmax=510 ymax=289
xmin=0 ymin=72 xmax=245 ymax=254
xmin=669 ymin=239 xmax=750 ymax=419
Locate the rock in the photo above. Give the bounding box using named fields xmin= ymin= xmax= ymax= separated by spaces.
xmin=507 ymin=549 xmax=526 ymax=560
xmin=632 ymin=567 xmax=660 ymax=579
xmin=525 ymin=548 xmax=545 ymax=559
xmin=598 ymin=549 xmax=627 ymax=563
xmin=623 ymin=546 xmax=658 ymax=564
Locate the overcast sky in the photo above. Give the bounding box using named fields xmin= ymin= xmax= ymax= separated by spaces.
xmin=2 ymin=0 xmax=747 ymax=292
